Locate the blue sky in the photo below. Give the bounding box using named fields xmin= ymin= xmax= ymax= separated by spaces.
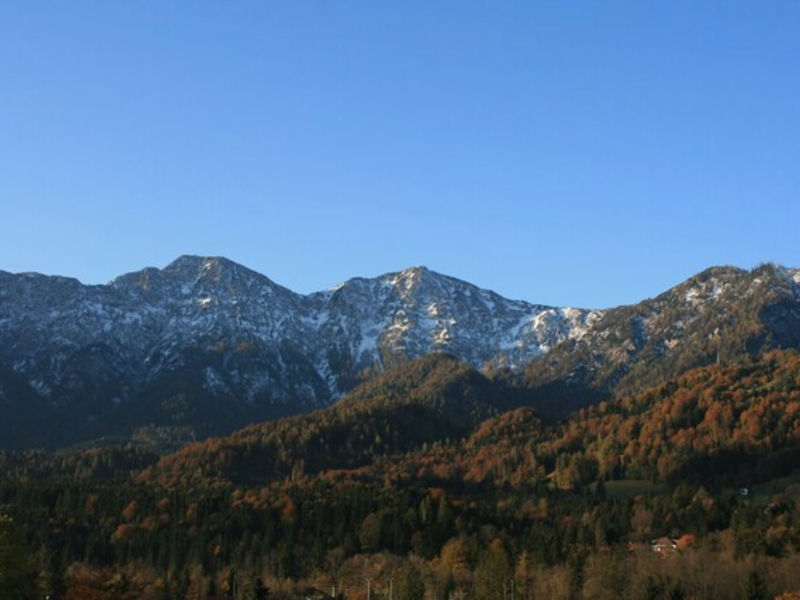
xmin=1 ymin=2 xmax=798 ymax=308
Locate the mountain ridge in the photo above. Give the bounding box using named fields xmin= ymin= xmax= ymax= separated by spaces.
xmin=0 ymin=255 xmax=598 ymax=448
xmin=519 ymin=262 xmax=800 ymax=415
xmin=2 ymin=256 xmax=800 ymax=449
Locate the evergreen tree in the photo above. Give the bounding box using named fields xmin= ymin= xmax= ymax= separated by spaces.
xmin=743 ymin=570 xmax=768 ymax=600
xmin=0 ymin=515 xmax=36 ymax=600
xmin=473 ymin=539 xmax=511 ymax=600
xmin=394 ymin=562 xmax=424 ymax=600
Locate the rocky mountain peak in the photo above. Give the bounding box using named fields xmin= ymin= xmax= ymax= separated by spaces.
xmin=521 ymin=262 xmax=800 ymax=417
xmin=0 ymin=256 xmax=604 ymax=447
xmin=111 ymin=255 xmax=299 ymax=308
xmin=6 ymin=256 xmax=798 ymax=449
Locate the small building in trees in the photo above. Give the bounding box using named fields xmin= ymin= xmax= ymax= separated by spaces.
xmin=650 ymin=536 xmax=678 ymax=554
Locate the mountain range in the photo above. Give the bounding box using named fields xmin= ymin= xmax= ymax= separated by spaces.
xmin=1 ymin=256 xmax=799 ymax=449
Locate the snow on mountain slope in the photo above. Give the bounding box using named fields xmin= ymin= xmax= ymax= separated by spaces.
xmin=0 ymin=256 xmax=599 ymax=445
xmin=520 ymin=263 xmax=800 ymax=417
xmin=315 ymin=266 xmax=600 ymax=391
xmin=4 ymin=257 xmax=800 ymax=449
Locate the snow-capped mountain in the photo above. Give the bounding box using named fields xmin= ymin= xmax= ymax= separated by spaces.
xmin=307 ymin=265 xmax=599 ymax=391
xmin=520 ymin=263 xmax=800 ymax=416
xmin=0 ymin=256 xmax=599 ymax=447
xmin=5 ymin=256 xmax=799 ymax=449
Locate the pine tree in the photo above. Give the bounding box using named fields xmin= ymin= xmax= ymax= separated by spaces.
xmin=394 ymin=562 xmax=424 ymax=600
xmin=0 ymin=515 xmax=36 ymax=600
xmin=473 ymin=539 xmax=511 ymax=600
xmin=743 ymin=570 xmax=768 ymax=600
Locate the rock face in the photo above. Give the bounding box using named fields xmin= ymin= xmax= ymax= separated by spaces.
xmin=0 ymin=256 xmax=598 ymax=447
xmin=521 ymin=264 xmax=800 ymax=416
xmin=4 ymin=257 xmax=799 ymax=449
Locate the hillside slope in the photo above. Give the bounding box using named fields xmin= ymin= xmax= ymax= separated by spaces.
xmin=520 ymin=264 xmax=800 ymax=416
xmin=139 ymin=354 xmax=513 ymax=487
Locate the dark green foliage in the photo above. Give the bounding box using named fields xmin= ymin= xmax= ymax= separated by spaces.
xmin=141 ymin=354 xmax=516 ymax=486
xmin=0 ymin=444 xmax=159 ymax=481
xmin=0 ymin=515 xmax=37 ymax=599
xmin=473 ymin=540 xmax=511 ymax=600
xmin=742 ymin=570 xmax=768 ymax=600
xmin=393 ymin=562 xmax=424 ymax=600
xmin=4 ymin=351 xmax=800 ymax=597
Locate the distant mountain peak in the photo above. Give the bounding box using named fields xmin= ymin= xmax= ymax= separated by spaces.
xmin=6 ymin=256 xmax=799 ymax=450
xmin=163 ymin=254 xmax=263 ymax=280
xmin=522 ymin=260 xmax=800 ymax=417
xmin=0 ymin=256 xmax=604 ymax=447
xmin=395 ymin=265 xmax=431 ymax=278
xmin=110 ymin=255 xmax=291 ymax=299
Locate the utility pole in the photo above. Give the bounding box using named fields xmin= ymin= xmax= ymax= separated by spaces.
xmin=367 ymin=578 xmax=372 ymax=600
xmin=388 ymin=577 xmax=393 ymax=600
xmin=332 ymin=583 xmax=336 ymax=599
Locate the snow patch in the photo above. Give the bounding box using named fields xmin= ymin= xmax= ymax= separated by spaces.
xmin=30 ymin=378 xmax=51 ymax=396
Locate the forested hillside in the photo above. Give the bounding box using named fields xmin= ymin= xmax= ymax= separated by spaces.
xmin=4 ymin=351 xmax=800 ymax=598
xmin=139 ymin=354 xmax=513 ymax=487
xmin=519 ymin=264 xmax=800 ymax=417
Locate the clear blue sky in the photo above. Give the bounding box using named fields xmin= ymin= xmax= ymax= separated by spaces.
xmin=1 ymin=2 xmax=798 ymax=308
